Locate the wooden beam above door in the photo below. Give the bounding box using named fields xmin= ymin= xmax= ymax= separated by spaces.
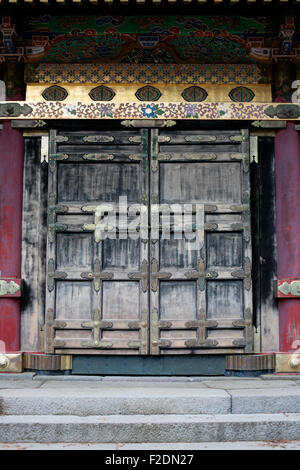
xmin=1 ymin=100 xmax=300 ymax=121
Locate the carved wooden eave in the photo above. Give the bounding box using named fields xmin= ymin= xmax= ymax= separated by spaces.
xmin=0 ymin=101 xmax=300 ymax=121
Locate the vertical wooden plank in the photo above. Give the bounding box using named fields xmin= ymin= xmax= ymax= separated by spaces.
xmin=259 ymin=137 xmax=279 ymax=352
xmin=45 ymin=130 xmax=58 ymax=353
xmin=197 ymin=207 xmax=206 ymax=345
xmin=150 ymin=129 xmax=160 ymax=354
xmin=241 ymin=129 xmax=253 ymax=352
xmin=137 ymin=128 xmax=149 ymax=354
xmin=21 ymin=137 xmax=47 ymax=351
xmin=250 ymin=135 xmax=261 ymax=344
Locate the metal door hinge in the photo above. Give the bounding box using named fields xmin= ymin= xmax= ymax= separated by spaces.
xmin=250 ymin=135 xmax=258 ymax=164
xmin=41 ymin=134 xmax=49 ymax=164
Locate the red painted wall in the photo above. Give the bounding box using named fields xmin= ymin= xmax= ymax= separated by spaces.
xmin=0 ymin=121 xmax=24 ymax=352
xmin=275 ymin=122 xmax=300 ymax=351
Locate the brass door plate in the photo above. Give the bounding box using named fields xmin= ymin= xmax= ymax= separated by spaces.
xmin=23 ymin=353 xmax=72 ymax=371
xmin=0 ymin=353 xmax=23 ymax=373
xmin=276 ymin=353 xmax=300 ymax=373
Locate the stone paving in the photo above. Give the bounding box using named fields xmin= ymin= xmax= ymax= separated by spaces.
xmin=0 ymin=373 xmax=300 ymax=447
xmin=0 ymin=441 xmax=300 ymax=450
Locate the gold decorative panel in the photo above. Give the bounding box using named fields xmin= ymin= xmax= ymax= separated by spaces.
xmin=26 ymin=83 xmax=272 ymax=104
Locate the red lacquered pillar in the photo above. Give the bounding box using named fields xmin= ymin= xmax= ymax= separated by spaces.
xmin=0 ymin=120 xmax=24 ymax=352
xmin=275 ymin=122 xmax=300 ymax=351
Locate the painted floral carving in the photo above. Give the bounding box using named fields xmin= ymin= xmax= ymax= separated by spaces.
xmin=0 ymin=280 xmax=20 ymax=296
xmin=0 ymin=101 xmax=297 ymax=121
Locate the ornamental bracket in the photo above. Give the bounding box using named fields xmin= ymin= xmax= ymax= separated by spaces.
xmin=0 ymin=278 xmax=22 ymax=297
xmin=276 ymin=279 xmax=300 ymax=298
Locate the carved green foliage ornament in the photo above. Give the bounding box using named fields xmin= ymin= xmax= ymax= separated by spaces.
xmin=279 ymin=281 xmax=300 ymax=296
xmin=0 ymin=280 xmax=20 ymax=296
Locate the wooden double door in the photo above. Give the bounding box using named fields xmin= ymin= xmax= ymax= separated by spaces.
xmin=45 ymin=126 xmax=253 ymax=355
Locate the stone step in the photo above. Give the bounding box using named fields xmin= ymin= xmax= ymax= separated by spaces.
xmin=0 ymin=414 xmax=300 ymax=443
xmin=0 ymin=387 xmax=231 ymax=416
xmin=2 ymin=441 xmax=300 ymax=450
xmin=2 ymin=384 xmax=300 ymax=416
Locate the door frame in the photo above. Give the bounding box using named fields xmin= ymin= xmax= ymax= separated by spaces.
xmin=20 ymin=120 xmax=278 ymax=356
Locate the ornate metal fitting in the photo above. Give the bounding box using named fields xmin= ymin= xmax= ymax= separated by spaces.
xmin=184 ymin=259 xmax=218 ymax=291
xmin=185 ymin=339 xmax=218 ymax=348
xmin=265 ymin=104 xmax=300 ymax=119
xmin=55 ymin=135 xmax=69 ymax=143
xmin=128 ymin=259 xmax=148 ymax=293
xmin=47 ymin=259 xmax=67 ymax=292
xmin=230 ymin=153 xmax=249 ymax=172
xmin=80 ymin=259 xmax=113 ymax=292
xmin=156 ymin=153 xmax=172 ymax=161
xmin=184 ymin=135 xmax=217 ymax=143
xmin=152 ymin=153 xmax=172 ymax=172
xmin=82 ymin=154 xmax=115 ymax=161
xmin=231 ymin=258 xmax=251 ymax=290
xmin=128 ymin=320 xmax=148 ymax=329
xmin=231 ymin=223 xmax=244 ymax=231
xmin=0 ymin=353 xmax=23 ymax=373
xmin=83 ymin=135 xmax=114 ymax=143
xmin=204 ymin=204 xmax=218 ymax=212
xmin=128 ymin=136 xmax=141 ymax=143
xmin=0 ymin=355 xmax=9 ymax=369
xmin=48 ymin=193 xmax=69 ymax=243
xmin=232 ymin=319 xmax=251 ymax=328
xmin=184 ymin=153 xmax=217 ymax=160
xmin=232 ymin=339 xmax=247 ymax=347
xmin=159 ymin=321 xmax=173 ymax=329
xmin=151 ymin=258 xmax=172 ymax=292
xmin=185 ymin=320 xmax=218 ymax=329
xmin=81 ymin=320 xmax=113 ymax=330
xmin=229 ymin=204 xmax=248 ymax=212
xmin=82 ymin=205 xmax=114 ymax=242
xmin=141 ymin=193 xmax=148 ymax=206
xmin=129 ymin=153 xmax=148 ymax=172
xmin=48 ymin=223 xmax=68 ymax=243
xmin=229 ymin=135 xmax=246 ymax=143
xmin=48 ymin=194 xmax=69 ymax=237
xmin=151 ymin=339 xmax=172 ymax=348
xmin=205 ymin=223 xmax=218 ymax=231
xmin=158 ymin=136 xmax=171 ymax=143
xmin=159 ymin=339 xmax=172 ymax=348
xmin=49 ymin=153 xmax=69 ymax=172
xmin=0 ymin=103 xmax=33 ymax=118
xmin=127 ymin=341 xmax=141 ymax=349
xmin=81 ymin=311 xmax=113 ymax=348
xmin=121 ymin=120 xmax=176 ymax=128
xmin=81 ymin=340 xmax=113 ymax=348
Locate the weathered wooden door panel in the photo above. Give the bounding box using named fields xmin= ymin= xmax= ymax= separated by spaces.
xmin=149 ymin=129 xmax=252 ymax=355
xmin=46 ymin=129 xmax=149 ymax=354
xmin=46 ymin=127 xmax=252 ymax=356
